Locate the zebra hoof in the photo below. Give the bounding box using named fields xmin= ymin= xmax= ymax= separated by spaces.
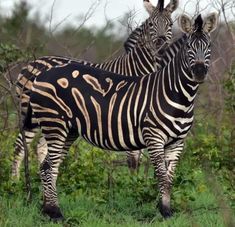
xmin=42 ymin=204 xmax=64 ymax=222
xmin=158 ymin=202 xmax=173 ymax=219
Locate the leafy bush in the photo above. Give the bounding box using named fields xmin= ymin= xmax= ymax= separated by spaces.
xmin=224 ymin=66 xmax=235 ymax=113
xmin=0 ymin=43 xmax=30 ymax=72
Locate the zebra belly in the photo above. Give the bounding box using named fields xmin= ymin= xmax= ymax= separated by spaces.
xmin=72 ymin=110 xmax=146 ymax=151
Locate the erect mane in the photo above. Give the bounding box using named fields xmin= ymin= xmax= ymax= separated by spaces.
xmin=159 ymin=0 xmax=164 ymax=12
xmin=194 ymin=14 xmax=203 ymax=32
xmin=157 ymin=34 xmax=187 ymax=66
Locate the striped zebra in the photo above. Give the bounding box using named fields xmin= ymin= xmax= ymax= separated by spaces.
xmin=12 ymin=0 xmax=179 ymax=178
xmin=24 ymin=13 xmax=218 ymax=220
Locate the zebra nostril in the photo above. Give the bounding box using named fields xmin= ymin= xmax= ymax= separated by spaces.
xmin=195 ymin=60 xmax=205 ymax=65
xmin=156 ymin=36 xmax=166 ymax=46
xmin=159 ymin=36 xmax=167 ymax=41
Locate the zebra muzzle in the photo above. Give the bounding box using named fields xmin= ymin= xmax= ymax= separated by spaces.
xmin=192 ymin=63 xmax=207 ymax=83
xmin=155 ymin=36 xmax=167 ymax=47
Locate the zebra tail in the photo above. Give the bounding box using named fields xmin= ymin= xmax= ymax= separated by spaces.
xmin=23 ymin=103 xmax=33 ymax=130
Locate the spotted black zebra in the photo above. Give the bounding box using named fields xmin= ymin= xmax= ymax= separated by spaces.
xmin=12 ymin=0 xmax=179 ymax=178
xmin=23 ymin=13 xmax=218 ymax=220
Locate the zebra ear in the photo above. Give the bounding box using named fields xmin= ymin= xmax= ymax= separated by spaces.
xmin=143 ymin=0 xmax=155 ymax=15
xmin=203 ymin=13 xmax=218 ymax=33
xmin=165 ymin=0 xmax=179 ymax=13
xmin=178 ymin=14 xmax=192 ymax=33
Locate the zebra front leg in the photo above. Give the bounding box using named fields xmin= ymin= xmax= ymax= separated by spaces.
xmin=165 ymin=140 xmax=184 ymax=186
xmin=145 ymin=137 xmax=172 ymax=218
xmin=12 ymin=130 xmax=37 ymax=179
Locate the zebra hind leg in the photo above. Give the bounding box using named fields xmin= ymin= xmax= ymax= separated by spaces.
xmin=40 ymin=132 xmax=77 ymax=221
xmin=126 ymin=150 xmax=143 ymax=173
xmin=40 ymin=152 xmax=64 ymax=221
xmin=36 ymin=136 xmax=48 ymax=164
xmin=12 ymin=130 xmax=36 ymax=179
xmin=40 ymin=151 xmax=64 ymax=221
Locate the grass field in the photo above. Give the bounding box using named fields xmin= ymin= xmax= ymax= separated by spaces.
xmin=0 ymin=166 xmax=234 ymax=227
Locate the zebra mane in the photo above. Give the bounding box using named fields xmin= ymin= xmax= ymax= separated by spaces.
xmin=158 ymin=0 xmax=164 ymax=12
xmin=157 ymin=34 xmax=187 ymax=66
xmin=195 ymin=14 xmax=203 ymax=32
xmin=123 ymin=26 xmax=143 ymax=52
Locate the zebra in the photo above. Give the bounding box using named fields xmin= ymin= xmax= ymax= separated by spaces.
xmin=12 ymin=0 xmax=179 ymax=178
xmin=23 ymin=13 xmax=218 ymax=220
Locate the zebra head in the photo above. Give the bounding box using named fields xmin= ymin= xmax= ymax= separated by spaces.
xmin=143 ymin=0 xmax=178 ymax=51
xmin=179 ymin=13 xmax=218 ymax=83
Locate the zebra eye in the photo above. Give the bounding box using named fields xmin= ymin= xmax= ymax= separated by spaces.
xmin=149 ymin=22 xmax=154 ymax=27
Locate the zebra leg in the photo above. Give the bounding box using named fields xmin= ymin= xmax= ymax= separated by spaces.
xmin=145 ymin=136 xmax=172 ymax=218
xmin=36 ymin=136 xmax=48 ymax=164
xmin=60 ymin=133 xmax=78 ymax=162
xmin=40 ymin=153 xmax=63 ymax=221
xmin=40 ymin=134 xmax=67 ymax=221
xmin=165 ymin=141 xmax=184 ymax=186
xmin=126 ymin=149 xmax=143 ymax=172
xmin=12 ymin=130 xmax=36 ymax=179
xmin=40 ymin=132 xmax=77 ymax=221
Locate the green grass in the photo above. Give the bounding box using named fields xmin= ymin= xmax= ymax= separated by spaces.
xmin=0 ymin=168 xmax=232 ymax=227
xmin=0 ymin=192 xmax=225 ymax=227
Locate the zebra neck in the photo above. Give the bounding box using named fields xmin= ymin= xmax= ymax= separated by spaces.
xmin=92 ymin=45 xmax=155 ymax=76
xmin=159 ymin=35 xmax=199 ymax=99
xmin=124 ymin=21 xmax=152 ymax=51
xmin=128 ymin=46 xmax=156 ymax=75
xmin=172 ymin=46 xmax=199 ymax=105
xmin=151 ymin=41 xmax=199 ymax=110
xmin=157 ymin=36 xmax=186 ymax=69
xmin=124 ymin=26 xmax=143 ymax=52
xmin=177 ymin=45 xmax=199 ymax=96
